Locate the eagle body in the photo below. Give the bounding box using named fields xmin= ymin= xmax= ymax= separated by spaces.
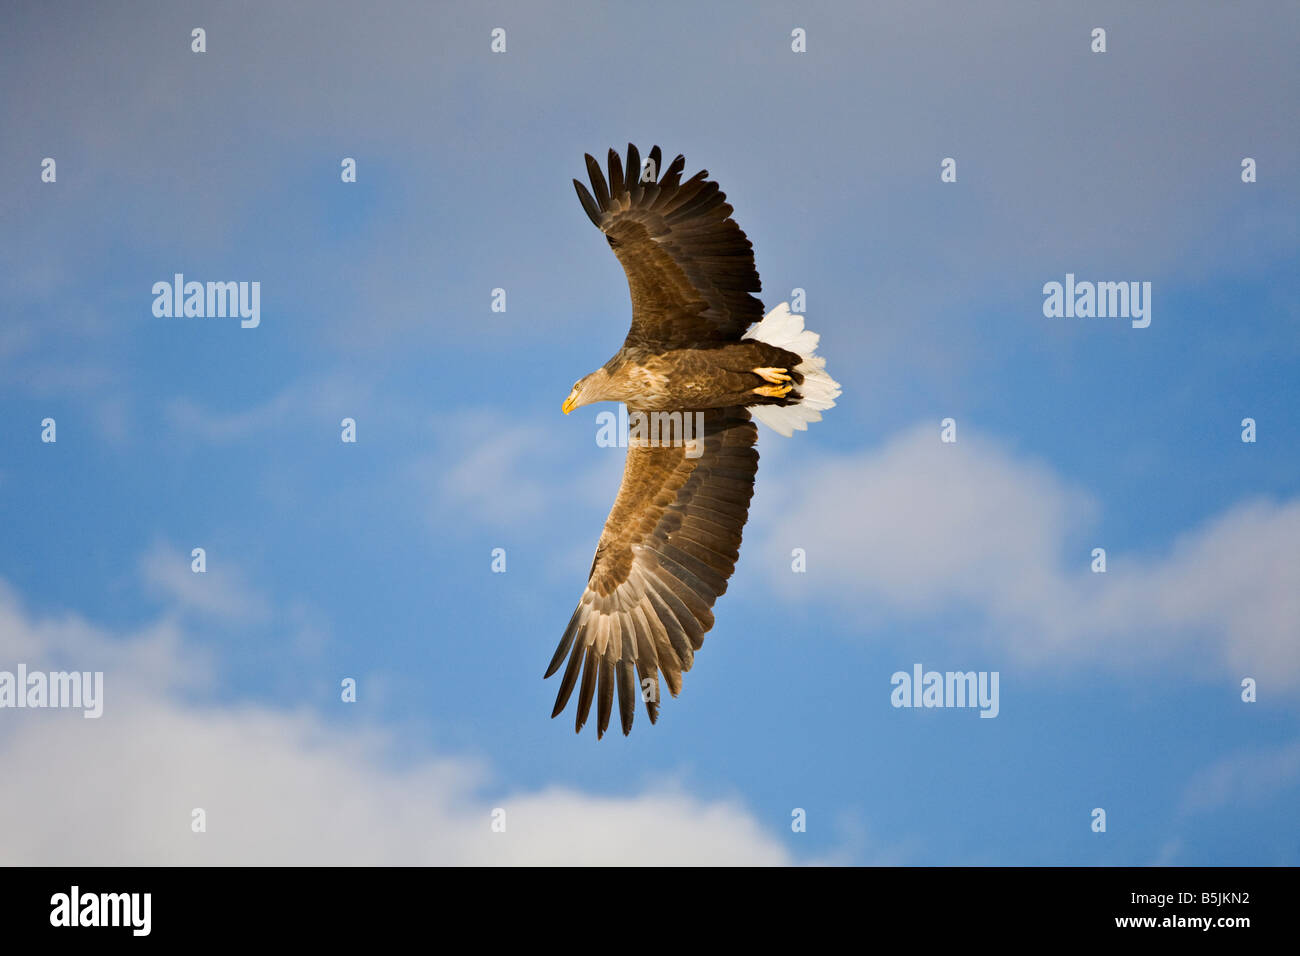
xmin=548 ymin=145 xmax=841 ymax=738
xmin=599 ymin=342 xmax=806 ymax=411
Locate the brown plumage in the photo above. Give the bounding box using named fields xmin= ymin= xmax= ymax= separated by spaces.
xmin=549 ymin=145 xmax=840 ymax=737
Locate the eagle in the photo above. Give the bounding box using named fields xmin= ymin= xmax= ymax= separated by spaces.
xmin=546 ymin=145 xmax=840 ymax=738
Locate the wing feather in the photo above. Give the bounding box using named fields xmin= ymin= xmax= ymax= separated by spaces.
xmin=624 ymin=143 xmax=643 ymax=201
xmin=615 ymin=657 xmax=637 ymax=735
xmin=551 ymin=633 xmax=585 ymax=718
xmin=606 ymin=148 xmax=625 ymax=202
xmin=628 ymin=606 xmax=661 ymax=724
xmin=596 ymin=653 xmax=615 ymax=738
xmin=545 ymin=604 xmax=583 ymax=678
xmin=575 ymin=644 xmax=599 ymax=733
xmin=573 ymin=145 xmax=762 ymax=348
xmin=572 ymin=180 xmax=602 ymax=229
xmin=546 ymin=407 xmax=759 ymax=735
xmin=647 ymin=145 xmax=663 ymax=182
xmin=585 ymin=154 xmax=610 ymax=210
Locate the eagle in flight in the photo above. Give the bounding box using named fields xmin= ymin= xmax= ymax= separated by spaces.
xmin=546 ymin=145 xmax=840 ymax=737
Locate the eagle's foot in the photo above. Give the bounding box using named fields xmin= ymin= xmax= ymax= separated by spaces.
xmin=753 ymin=366 xmax=792 ymax=384
xmin=752 ymin=383 xmax=793 ymax=398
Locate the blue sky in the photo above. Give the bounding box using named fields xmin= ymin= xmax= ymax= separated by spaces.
xmin=0 ymin=0 xmax=1296 ymax=864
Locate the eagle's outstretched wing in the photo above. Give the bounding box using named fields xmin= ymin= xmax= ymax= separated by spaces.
xmin=545 ymin=407 xmax=759 ymax=737
xmin=573 ymin=144 xmax=763 ymax=349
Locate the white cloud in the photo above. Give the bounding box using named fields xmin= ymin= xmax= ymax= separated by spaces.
xmin=139 ymin=540 xmax=271 ymax=622
xmin=423 ymin=409 xmax=624 ymax=530
xmin=758 ymin=423 xmax=1300 ymax=686
xmin=1152 ymin=838 xmax=1183 ymax=866
xmin=431 ymin=415 xmax=552 ymax=526
xmin=1180 ymin=739 xmax=1300 ymax=815
xmin=0 ymin=579 xmax=794 ymax=866
xmin=0 ymin=579 xmax=208 ymax=697
xmin=163 ymin=392 xmax=302 ymax=443
xmin=162 ymin=376 xmax=374 ymax=444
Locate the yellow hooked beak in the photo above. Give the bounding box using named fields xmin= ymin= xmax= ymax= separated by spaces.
xmin=562 ymin=389 xmax=579 ymax=415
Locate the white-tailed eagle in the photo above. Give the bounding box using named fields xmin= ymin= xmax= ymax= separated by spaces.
xmin=546 ymin=145 xmax=840 ymax=737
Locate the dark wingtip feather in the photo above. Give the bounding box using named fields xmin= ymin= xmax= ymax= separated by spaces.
xmin=573 ymin=180 xmax=602 ymax=229
xmin=585 ymin=153 xmax=610 ymax=209
xmin=574 ymin=645 xmax=598 ymax=733
xmin=639 ymin=664 xmax=660 ymax=723
xmin=544 ymin=606 xmax=582 ymax=678
xmin=607 ymin=148 xmax=624 ymax=199
xmin=624 ymin=143 xmax=641 ymax=184
xmin=647 ymin=145 xmax=663 ymax=182
xmin=596 ymin=655 xmax=614 ymax=739
xmin=550 ymin=637 xmax=585 ymax=718
xmin=616 ymin=658 xmax=636 ymax=736
xmin=659 ymin=154 xmax=685 ymax=190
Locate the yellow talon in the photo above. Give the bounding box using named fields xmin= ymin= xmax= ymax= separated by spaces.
xmin=752 ymin=384 xmax=793 ymax=398
xmin=753 ymin=367 xmax=792 ymax=384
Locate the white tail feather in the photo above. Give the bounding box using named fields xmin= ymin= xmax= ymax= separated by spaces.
xmin=743 ymin=302 xmax=841 ymax=437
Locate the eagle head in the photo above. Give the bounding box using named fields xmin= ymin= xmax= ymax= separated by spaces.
xmin=562 ymin=368 xmax=614 ymax=414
